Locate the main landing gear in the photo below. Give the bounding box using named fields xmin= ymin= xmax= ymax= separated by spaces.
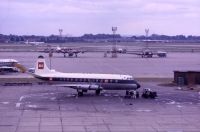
xmin=77 ymin=89 xmax=88 ymax=96
xmin=125 ymin=90 xmax=139 ymax=99
xmin=95 ymin=89 xmax=101 ymax=95
xmin=77 ymin=90 xmax=84 ymax=96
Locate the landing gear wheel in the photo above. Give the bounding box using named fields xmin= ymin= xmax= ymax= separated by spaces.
xmin=78 ymin=92 xmax=83 ymax=96
xmin=125 ymin=91 xmax=130 ymax=98
xmin=82 ymin=89 xmax=88 ymax=93
xmin=126 ymin=91 xmax=129 ymax=96
xmin=129 ymin=91 xmax=134 ymax=97
xmin=77 ymin=90 xmax=83 ymax=96
xmin=136 ymin=91 xmax=139 ymax=98
xmin=95 ymin=89 xmax=101 ymax=95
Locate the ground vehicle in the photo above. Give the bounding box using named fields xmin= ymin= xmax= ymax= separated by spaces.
xmin=142 ymin=88 xmax=157 ymax=99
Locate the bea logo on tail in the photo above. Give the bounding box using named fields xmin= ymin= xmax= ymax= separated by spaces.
xmin=38 ymin=62 xmax=44 ymax=69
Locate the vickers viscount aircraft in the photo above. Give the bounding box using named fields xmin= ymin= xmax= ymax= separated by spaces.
xmin=33 ymin=56 xmax=141 ymax=97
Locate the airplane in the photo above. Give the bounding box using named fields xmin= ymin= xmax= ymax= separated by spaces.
xmin=103 ymin=47 xmax=127 ymax=57
xmin=127 ymin=49 xmax=167 ymax=58
xmin=43 ymin=46 xmax=85 ymax=58
xmin=56 ymin=46 xmax=85 ymax=57
xmin=106 ymin=48 xmax=127 ymax=54
xmin=0 ymin=59 xmax=21 ymax=74
xmin=24 ymin=40 xmax=45 ymax=46
xmin=33 ymin=55 xmax=141 ymax=97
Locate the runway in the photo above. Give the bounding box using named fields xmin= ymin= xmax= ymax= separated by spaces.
xmin=0 ymin=51 xmax=200 ymax=132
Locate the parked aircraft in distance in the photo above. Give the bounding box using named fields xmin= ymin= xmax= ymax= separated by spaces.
xmin=55 ymin=46 xmax=85 ymax=57
xmin=107 ymin=48 xmax=127 ymax=54
xmin=33 ymin=55 xmax=141 ymax=97
xmin=127 ymin=49 xmax=167 ymax=58
xmin=24 ymin=40 xmax=45 ymax=45
xmin=43 ymin=46 xmax=85 ymax=57
xmin=0 ymin=59 xmax=26 ymax=74
xmin=103 ymin=47 xmax=127 ymax=57
xmin=136 ymin=39 xmax=170 ymax=43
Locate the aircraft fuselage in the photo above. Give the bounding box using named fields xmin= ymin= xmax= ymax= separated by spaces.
xmin=34 ymin=75 xmax=140 ymax=90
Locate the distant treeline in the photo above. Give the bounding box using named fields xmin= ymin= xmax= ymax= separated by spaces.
xmin=0 ymin=34 xmax=200 ymax=43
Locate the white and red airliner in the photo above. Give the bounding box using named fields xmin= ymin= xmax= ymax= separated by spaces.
xmin=33 ymin=56 xmax=141 ymax=97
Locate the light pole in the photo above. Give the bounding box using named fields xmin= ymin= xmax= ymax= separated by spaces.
xmin=112 ymin=26 xmax=117 ymax=58
xmin=59 ymin=29 xmax=63 ymax=42
xmin=145 ymin=28 xmax=149 ymax=49
xmin=49 ymin=48 xmax=53 ymax=70
xmin=59 ymin=29 xmax=63 ymax=37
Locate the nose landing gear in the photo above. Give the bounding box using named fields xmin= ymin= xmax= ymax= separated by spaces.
xmin=125 ymin=90 xmax=139 ymax=99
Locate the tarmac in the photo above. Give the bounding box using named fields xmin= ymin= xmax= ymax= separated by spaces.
xmin=0 ymin=51 xmax=200 ymax=132
xmin=0 ymin=83 xmax=200 ymax=132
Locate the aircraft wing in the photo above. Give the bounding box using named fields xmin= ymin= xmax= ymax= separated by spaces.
xmin=125 ymin=51 xmax=143 ymax=55
xmin=52 ymin=83 xmax=102 ymax=90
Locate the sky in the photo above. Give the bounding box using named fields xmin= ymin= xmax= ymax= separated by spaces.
xmin=0 ymin=0 xmax=200 ymax=36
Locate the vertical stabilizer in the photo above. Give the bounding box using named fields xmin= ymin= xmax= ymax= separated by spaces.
xmin=35 ymin=56 xmax=51 ymax=75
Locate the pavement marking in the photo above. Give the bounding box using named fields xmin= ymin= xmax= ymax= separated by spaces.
xmin=136 ymin=109 xmax=152 ymax=112
xmin=50 ymin=97 xmax=57 ymax=100
xmin=1 ymin=101 xmax=9 ymax=104
xmin=176 ymin=105 xmax=183 ymax=108
xmin=27 ymin=105 xmax=37 ymax=108
xmin=166 ymin=101 xmax=176 ymax=105
xmin=16 ymin=103 xmax=21 ymax=108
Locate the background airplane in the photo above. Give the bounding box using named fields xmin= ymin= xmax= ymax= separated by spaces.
xmin=126 ymin=49 xmax=167 ymax=58
xmin=55 ymin=46 xmax=85 ymax=57
xmin=0 ymin=59 xmax=26 ymax=74
xmin=106 ymin=48 xmax=127 ymax=54
xmin=24 ymin=40 xmax=45 ymax=46
xmin=43 ymin=46 xmax=85 ymax=58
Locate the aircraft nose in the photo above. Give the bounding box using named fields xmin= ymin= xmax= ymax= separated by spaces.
xmin=137 ymin=83 xmax=141 ymax=88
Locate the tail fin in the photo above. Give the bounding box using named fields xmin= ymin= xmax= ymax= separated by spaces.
xmin=35 ymin=55 xmax=51 ymax=75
